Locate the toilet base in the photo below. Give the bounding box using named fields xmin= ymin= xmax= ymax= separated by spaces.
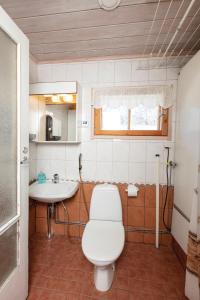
xmin=94 ymin=263 xmax=115 ymax=292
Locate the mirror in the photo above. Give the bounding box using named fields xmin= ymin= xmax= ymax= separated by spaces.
xmin=29 ymin=94 xmax=77 ymax=142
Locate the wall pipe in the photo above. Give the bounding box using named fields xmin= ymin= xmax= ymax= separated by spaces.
xmin=155 ymin=154 xmax=160 ymax=248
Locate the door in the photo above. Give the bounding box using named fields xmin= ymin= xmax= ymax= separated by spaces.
xmin=0 ymin=6 xmax=29 ymax=300
xmin=171 ymin=51 xmax=200 ymax=252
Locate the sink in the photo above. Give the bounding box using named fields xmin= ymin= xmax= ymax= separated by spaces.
xmin=29 ymin=180 xmax=79 ymax=203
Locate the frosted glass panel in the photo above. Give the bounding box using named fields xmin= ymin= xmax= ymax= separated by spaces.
xmin=0 ymin=223 xmax=17 ymax=287
xmin=0 ymin=28 xmax=17 ymax=227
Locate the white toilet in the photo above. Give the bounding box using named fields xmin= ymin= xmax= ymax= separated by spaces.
xmin=82 ymin=184 xmax=125 ymax=292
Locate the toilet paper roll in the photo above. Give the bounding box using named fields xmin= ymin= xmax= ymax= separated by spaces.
xmin=127 ymin=184 xmax=139 ymax=197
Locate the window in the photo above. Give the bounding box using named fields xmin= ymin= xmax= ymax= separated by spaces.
xmin=93 ymin=86 xmax=172 ymax=137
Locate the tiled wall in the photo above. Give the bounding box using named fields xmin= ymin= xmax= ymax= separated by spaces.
xmin=35 ymin=141 xmax=174 ymax=184
xmin=29 ymin=58 xmax=177 ymax=245
xmin=34 ymin=183 xmax=173 ymax=246
xmin=30 ymin=57 xmax=178 ymax=185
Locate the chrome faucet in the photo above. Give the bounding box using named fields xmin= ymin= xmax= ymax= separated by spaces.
xmin=52 ymin=173 xmax=59 ymax=183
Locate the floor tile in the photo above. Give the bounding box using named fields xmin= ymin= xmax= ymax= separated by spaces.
xmin=29 ymin=234 xmax=186 ymax=300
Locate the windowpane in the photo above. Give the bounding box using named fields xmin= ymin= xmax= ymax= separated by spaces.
xmin=102 ymin=107 xmax=128 ymax=130
xmin=0 ymin=28 xmax=17 ymax=227
xmin=0 ymin=223 xmax=18 ymax=287
xmin=130 ymin=105 xmax=159 ymax=130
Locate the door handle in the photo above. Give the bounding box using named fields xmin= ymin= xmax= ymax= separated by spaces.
xmin=20 ymin=156 xmax=29 ymax=164
xmin=22 ymin=146 xmax=28 ymax=154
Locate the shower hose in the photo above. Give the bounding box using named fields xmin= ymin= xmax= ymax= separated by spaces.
xmin=58 ymin=153 xmax=89 ymax=240
xmin=163 ymin=147 xmax=172 ymax=232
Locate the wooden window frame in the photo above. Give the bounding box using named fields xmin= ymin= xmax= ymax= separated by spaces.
xmin=94 ymin=107 xmax=169 ymax=136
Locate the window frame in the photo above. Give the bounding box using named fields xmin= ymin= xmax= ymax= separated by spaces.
xmin=94 ymin=107 xmax=169 ymax=137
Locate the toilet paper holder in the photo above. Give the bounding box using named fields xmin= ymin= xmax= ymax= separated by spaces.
xmin=125 ymin=184 xmax=139 ymax=197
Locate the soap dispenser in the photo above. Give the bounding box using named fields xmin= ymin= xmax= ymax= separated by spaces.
xmin=37 ymin=171 xmax=46 ymax=184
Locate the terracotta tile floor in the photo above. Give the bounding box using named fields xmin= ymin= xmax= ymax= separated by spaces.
xmin=28 ymin=234 xmax=187 ymax=300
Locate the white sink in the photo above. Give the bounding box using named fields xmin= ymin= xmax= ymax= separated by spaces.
xmin=29 ymin=180 xmax=79 ymax=203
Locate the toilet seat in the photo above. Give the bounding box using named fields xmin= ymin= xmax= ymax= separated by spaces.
xmin=82 ymin=220 xmax=125 ymax=266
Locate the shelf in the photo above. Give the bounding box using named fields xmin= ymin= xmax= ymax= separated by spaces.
xmin=32 ymin=140 xmax=81 ymax=144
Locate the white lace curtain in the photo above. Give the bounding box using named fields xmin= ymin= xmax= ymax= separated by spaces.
xmin=93 ymin=85 xmax=174 ymax=109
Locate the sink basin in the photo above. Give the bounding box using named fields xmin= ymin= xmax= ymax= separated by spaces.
xmin=29 ymin=180 xmax=79 ymax=203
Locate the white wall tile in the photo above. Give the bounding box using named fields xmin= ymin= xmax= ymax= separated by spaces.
xmin=113 ymin=162 xmax=128 ymax=183
xmin=167 ymin=68 xmax=179 ymax=80
xmin=146 ymin=162 xmax=164 ymax=184
xmin=36 ymin=159 xmax=51 ymax=179
xmin=113 ymin=141 xmax=129 ymax=162
xmin=145 ymin=162 xmax=156 ymax=184
xmin=29 ymin=160 xmax=37 ymax=181
xmin=98 ymin=61 xmax=115 ymax=83
xmin=37 ymin=144 xmax=51 ymax=160
xmin=67 ymin=63 xmax=83 ymax=82
xmin=129 ymin=141 xmax=146 ymax=162
xmin=33 ymin=57 xmax=177 ymax=185
xmin=29 ymin=143 xmax=37 ymax=160
xmin=115 ymin=60 xmax=131 ymax=82
xmin=82 ymin=62 xmax=98 ymax=83
xmin=50 ymin=145 xmax=66 ymax=160
xmin=50 ymin=160 xmax=66 ymax=179
xmin=96 ymin=162 xmax=113 ymax=182
xmin=37 ymin=64 xmax=53 ymax=82
xmin=146 ymin=142 xmax=164 ymax=163
xmin=97 ymin=141 xmax=113 ymax=162
xmin=81 ymin=127 xmax=92 ymax=142
xmin=37 ymin=144 xmax=66 ymax=160
xmin=66 ymin=160 xmax=79 ymax=180
xmin=81 ymin=141 xmax=97 ymax=161
xmin=82 ymin=161 xmax=96 ymax=182
xmin=66 ymin=144 xmax=81 ymax=161
xmin=149 ymin=68 xmax=166 ymax=81
xmin=134 ymin=69 xmax=149 ymax=82
xmin=132 ymin=61 xmax=149 ymax=82
xmin=129 ymin=162 xmax=146 ymax=184
xmin=52 ymin=63 xmax=68 ymax=81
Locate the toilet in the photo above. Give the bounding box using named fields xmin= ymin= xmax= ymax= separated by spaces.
xmin=82 ymin=184 xmax=125 ymax=292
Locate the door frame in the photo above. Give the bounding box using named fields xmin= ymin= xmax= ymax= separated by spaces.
xmin=0 ymin=6 xmax=29 ymax=300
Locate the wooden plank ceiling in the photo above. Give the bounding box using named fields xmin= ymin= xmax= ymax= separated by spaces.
xmin=0 ymin=0 xmax=200 ymax=64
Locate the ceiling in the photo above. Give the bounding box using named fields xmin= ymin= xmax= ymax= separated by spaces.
xmin=0 ymin=0 xmax=200 ymax=65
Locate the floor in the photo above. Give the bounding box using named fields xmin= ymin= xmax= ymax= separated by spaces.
xmin=28 ymin=234 xmax=187 ymax=300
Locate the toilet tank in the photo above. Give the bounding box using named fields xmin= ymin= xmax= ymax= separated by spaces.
xmin=90 ymin=184 xmax=122 ymax=222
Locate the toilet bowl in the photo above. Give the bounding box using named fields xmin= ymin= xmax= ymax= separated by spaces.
xmin=82 ymin=184 xmax=125 ymax=292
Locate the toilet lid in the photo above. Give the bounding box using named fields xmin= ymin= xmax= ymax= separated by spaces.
xmin=82 ymin=220 xmax=125 ymax=262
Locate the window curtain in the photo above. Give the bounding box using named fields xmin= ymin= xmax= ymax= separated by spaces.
xmin=185 ymin=190 xmax=200 ymax=300
xmin=93 ymin=85 xmax=174 ymax=109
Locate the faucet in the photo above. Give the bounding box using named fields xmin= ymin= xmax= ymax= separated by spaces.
xmin=52 ymin=173 xmax=59 ymax=183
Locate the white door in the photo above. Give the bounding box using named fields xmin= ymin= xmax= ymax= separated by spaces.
xmin=171 ymin=51 xmax=200 ymax=252
xmin=0 ymin=6 xmax=29 ymax=300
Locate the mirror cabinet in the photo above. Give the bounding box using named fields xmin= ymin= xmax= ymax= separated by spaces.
xmin=29 ymin=82 xmax=81 ymax=143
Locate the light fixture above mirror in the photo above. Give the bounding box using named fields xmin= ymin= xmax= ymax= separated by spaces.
xmin=43 ymin=94 xmax=75 ymax=104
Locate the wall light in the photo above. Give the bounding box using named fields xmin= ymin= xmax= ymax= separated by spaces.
xmin=59 ymin=94 xmax=74 ymax=103
xmin=52 ymin=95 xmax=59 ymax=103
